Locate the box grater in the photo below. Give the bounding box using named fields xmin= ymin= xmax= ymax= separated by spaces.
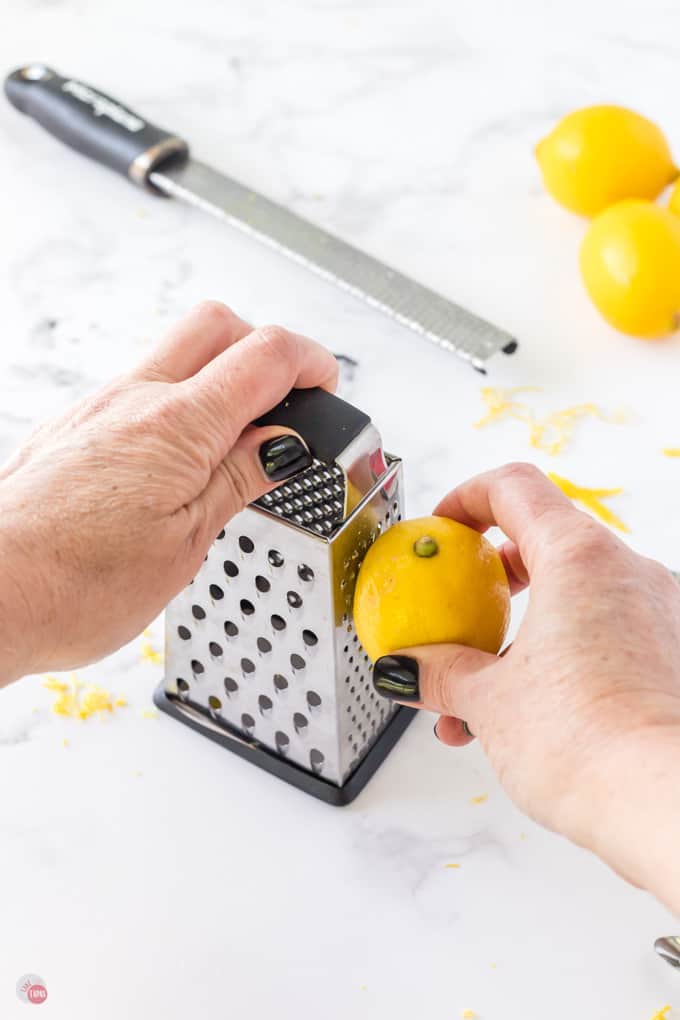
xmin=155 ymin=388 xmax=415 ymax=805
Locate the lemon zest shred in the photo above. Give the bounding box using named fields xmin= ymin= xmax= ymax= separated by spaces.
xmin=663 ymin=448 xmax=680 ymax=457
xmin=650 ymin=1007 xmax=671 ymax=1020
xmin=43 ymin=674 xmax=127 ymax=720
xmin=475 ymin=387 xmax=624 ymax=455
xmin=140 ymin=636 xmax=163 ymax=666
xmin=470 ymin=794 xmax=488 ymax=805
xmin=445 ymin=863 xmax=461 ymax=869
xmin=142 ymin=709 xmax=159 ymax=719
xmin=548 ymin=472 xmax=630 ymax=533
xmin=461 ymin=1011 xmax=477 ymax=1019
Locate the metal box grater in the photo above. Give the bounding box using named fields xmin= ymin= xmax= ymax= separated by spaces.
xmin=155 ymin=387 xmax=415 ymax=805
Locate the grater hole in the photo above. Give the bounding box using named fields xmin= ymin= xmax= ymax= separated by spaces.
xmin=302 ymin=629 xmax=318 ymax=647
xmin=393 ymin=501 xmax=398 ymax=512
xmin=241 ymin=712 xmax=255 ymax=732
xmin=191 ymin=659 xmax=204 ymax=675
xmin=310 ymin=749 xmax=324 ymax=773
xmin=273 ymin=673 xmax=289 ymax=697
xmin=271 ymin=614 xmax=286 ymax=632
xmin=275 ymin=730 xmax=290 ymax=754
xmin=241 ymin=657 xmax=255 ymax=675
xmin=224 ymin=677 xmax=238 ymax=697
xmin=343 ymin=645 xmax=348 ymax=653
xmin=268 ymin=549 xmax=284 ymax=568
xmin=259 ymin=695 xmax=273 ymax=716
xmin=298 ymin=564 xmax=314 ymax=583
xmin=177 ymin=625 xmax=191 ymax=641
xmin=273 ymin=673 xmax=289 ymax=693
xmin=287 ymin=590 xmax=303 ymax=609
xmin=217 ymin=529 xmax=225 ymax=540
xmin=224 ymin=621 xmax=239 ymax=638
xmin=306 ymin=690 xmax=322 ymax=712
xmin=240 ymin=598 xmax=255 ymax=616
xmin=208 ymin=695 xmax=222 ymax=714
xmin=177 ymin=677 xmax=189 ymax=695
xmin=290 ymin=653 xmax=306 ymax=671
xmin=210 ymin=583 xmax=224 ymax=600
xmin=224 ymin=560 xmax=239 ymax=578
xmin=349 ymin=656 xmax=354 ymax=664
xmin=209 ymin=641 xmax=223 ymax=659
xmin=255 ymin=575 xmax=271 ymax=594
xmin=293 ymin=712 xmax=308 ymax=734
xmin=191 ymin=604 xmax=206 ymax=621
xmin=239 ymin=535 xmax=255 ymax=554
xmin=257 ymin=636 xmax=272 ymax=654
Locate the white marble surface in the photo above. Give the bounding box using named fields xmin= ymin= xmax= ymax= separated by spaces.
xmin=1 ymin=2 xmax=680 ymax=1017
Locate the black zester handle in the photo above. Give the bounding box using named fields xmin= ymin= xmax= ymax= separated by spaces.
xmin=4 ymin=64 xmax=188 ymax=188
xmin=254 ymin=388 xmax=370 ymax=464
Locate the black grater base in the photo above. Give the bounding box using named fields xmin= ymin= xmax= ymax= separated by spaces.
xmin=153 ymin=683 xmax=417 ymax=806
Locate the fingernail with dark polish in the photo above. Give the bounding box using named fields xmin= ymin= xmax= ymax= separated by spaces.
xmin=373 ymin=655 xmax=420 ymax=701
xmin=462 ymin=720 xmax=474 ymax=737
xmin=259 ymin=435 xmax=312 ymax=482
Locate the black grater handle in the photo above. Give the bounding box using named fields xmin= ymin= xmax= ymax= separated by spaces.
xmin=254 ymin=388 xmax=370 ymax=463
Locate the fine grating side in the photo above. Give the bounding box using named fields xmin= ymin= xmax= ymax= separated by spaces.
xmin=163 ymin=458 xmax=404 ymax=787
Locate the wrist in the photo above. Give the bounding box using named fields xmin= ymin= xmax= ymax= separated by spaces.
xmin=564 ymin=723 xmax=680 ymax=914
xmin=0 ymin=499 xmax=47 ymax=684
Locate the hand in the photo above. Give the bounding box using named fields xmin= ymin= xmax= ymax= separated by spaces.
xmin=372 ymin=463 xmax=680 ymax=913
xmin=0 ymin=302 xmax=337 ymax=683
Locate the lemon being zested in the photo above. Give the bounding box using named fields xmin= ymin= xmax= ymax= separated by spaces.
xmin=353 ymin=516 xmax=510 ymax=664
xmin=580 ymin=199 xmax=680 ymax=338
xmin=535 ymin=105 xmax=677 ymax=217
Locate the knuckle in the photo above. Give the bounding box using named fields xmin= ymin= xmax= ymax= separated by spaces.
xmin=256 ymin=323 xmax=295 ymax=362
xmin=194 ymin=299 xmax=235 ymax=328
xmin=497 ymin=461 xmax=544 ymax=485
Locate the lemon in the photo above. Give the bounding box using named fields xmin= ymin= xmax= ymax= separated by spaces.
xmin=353 ymin=516 xmax=510 ymax=663
xmin=536 ymin=106 xmax=676 ymax=217
xmin=668 ymin=177 xmax=680 ymax=217
xmin=580 ymin=199 xmax=680 ymax=338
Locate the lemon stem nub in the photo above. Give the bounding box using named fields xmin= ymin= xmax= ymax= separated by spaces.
xmin=414 ymin=536 xmax=439 ymax=558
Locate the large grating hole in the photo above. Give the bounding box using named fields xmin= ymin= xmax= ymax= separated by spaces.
xmin=302 ymin=629 xmax=318 ymax=647
xmin=271 ymin=614 xmax=286 ymax=632
xmin=224 ymin=560 xmax=239 ymax=578
xmin=293 ymin=712 xmax=308 ymax=734
xmin=177 ymin=678 xmax=189 ymax=695
xmin=209 ymin=583 xmax=224 ymax=600
xmin=177 ymin=625 xmax=191 ymax=641
xmin=208 ymin=695 xmax=222 ymax=714
xmin=191 ymin=659 xmax=204 ymax=675
xmin=273 ymin=673 xmax=289 ymax=693
xmin=255 ymin=575 xmax=271 ymax=594
xmin=268 ymin=549 xmax=284 ymax=568
xmin=307 ymin=690 xmax=322 ymax=712
xmin=287 ymin=590 xmax=303 ymax=609
xmin=257 ymin=636 xmax=272 ymax=654
xmin=290 ymin=653 xmax=306 ymax=671
xmin=209 ymin=641 xmax=223 ymax=659
xmin=241 ymin=713 xmax=255 ymax=731
xmin=298 ymin=564 xmax=314 ymax=583
xmin=216 ymin=529 xmax=225 ymax=540
xmin=259 ymin=695 xmax=273 ymax=716
xmin=241 ymin=657 xmax=255 ymax=675
xmin=240 ymin=599 xmax=255 ymax=616
xmin=224 ymin=677 xmax=238 ymax=697
xmin=239 ymin=535 xmax=255 ymax=554
xmin=275 ymin=731 xmax=290 ymax=754
xmin=224 ymin=621 xmax=239 ymax=638
xmin=191 ymin=604 xmax=206 ymax=621
xmin=310 ymin=748 xmax=325 ymax=772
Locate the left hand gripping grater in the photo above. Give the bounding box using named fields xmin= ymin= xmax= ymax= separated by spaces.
xmin=156 ymin=388 xmax=416 ymax=804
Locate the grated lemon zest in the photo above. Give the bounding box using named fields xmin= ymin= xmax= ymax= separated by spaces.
xmin=650 ymin=1008 xmax=671 ymax=1020
xmin=663 ymin=448 xmax=680 ymax=458
xmin=548 ymin=472 xmax=630 ymax=532
xmin=470 ymin=794 xmax=488 ymax=805
xmin=445 ymin=863 xmax=461 ymax=869
xmin=142 ymin=709 xmax=158 ymax=719
xmin=475 ymin=387 xmax=624 ymax=455
xmin=140 ymin=635 xmax=163 ymax=666
xmin=43 ymin=674 xmax=127 ymax=720
xmin=462 ymin=1012 xmax=477 ymax=1019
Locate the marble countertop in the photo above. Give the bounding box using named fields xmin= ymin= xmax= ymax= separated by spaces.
xmin=1 ymin=2 xmax=680 ymax=1017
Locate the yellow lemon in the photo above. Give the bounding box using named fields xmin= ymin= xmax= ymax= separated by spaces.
xmin=580 ymin=199 xmax=680 ymax=338
xmin=353 ymin=516 xmax=510 ymax=663
xmin=668 ymin=176 xmax=680 ymax=217
xmin=536 ymin=105 xmax=676 ymax=217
